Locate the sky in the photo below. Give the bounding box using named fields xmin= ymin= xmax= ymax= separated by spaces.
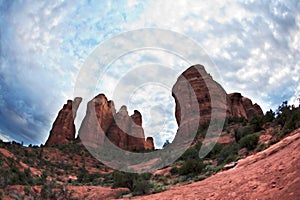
xmin=0 ymin=0 xmax=299 ymax=148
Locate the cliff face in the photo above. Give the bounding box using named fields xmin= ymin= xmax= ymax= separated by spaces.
xmin=77 ymin=94 xmax=153 ymax=151
xmin=228 ymin=93 xmax=264 ymax=119
xmin=172 ymin=65 xmax=230 ymax=131
xmin=45 ymin=97 xmax=82 ymax=146
xmin=105 ymin=107 xmax=147 ymax=151
xmin=172 ymin=65 xmax=264 ymax=134
xmin=46 ymin=65 xmax=263 ymax=149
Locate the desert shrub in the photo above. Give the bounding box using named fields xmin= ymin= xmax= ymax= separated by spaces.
xmin=204 ymin=142 xmax=223 ymax=159
xmin=175 ymin=175 xmax=188 ymax=183
xmin=255 ymin=142 xmax=267 ymax=152
xmin=216 ymin=143 xmax=239 ymax=165
xmin=169 ymin=166 xmax=179 ymax=175
xmin=112 ymin=171 xmax=153 ymax=195
xmin=178 ymin=159 xmax=205 ymax=176
xmin=133 ymin=179 xmax=152 ymax=195
xmin=264 ymin=109 xmax=275 ymax=123
xmin=239 ymin=134 xmax=259 ymax=150
xmin=250 ymin=115 xmax=264 ymax=132
xmin=234 ymin=125 xmax=255 ymax=142
xmin=179 ymin=146 xmax=199 ymax=160
xmin=226 ymin=116 xmax=247 ymax=125
xmin=152 ymin=174 xmax=169 ymax=185
xmin=283 ymin=108 xmax=300 ymax=133
xmin=151 ymin=182 xmax=166 ymax=194
xmin=24 ymin=168 xmax=34 ymax=185
xmin=193 ymin=175 xmax=207 ymax=182
xmin=224 ymin=154 xmax=239 ymax=164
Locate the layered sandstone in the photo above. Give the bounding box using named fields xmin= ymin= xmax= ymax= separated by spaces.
xmin=45 ymin=97 xmax=82 ymax=146
xmin=145 ymin=137 xmax=155 ymax=150
xmin=172 ymin=64 xmax=229 ymax=132
xmin=228 ymin=93 xmax=263 ymax=118
xmin=78 ymin=94 xmax=151 ymax=151
xmin=172 ymin=65 xmax=264 ymax=136
xmin=105 ymin=107 xmax=146 ymax=151
xmin=77 ymin=94 xmax=116 ymax=148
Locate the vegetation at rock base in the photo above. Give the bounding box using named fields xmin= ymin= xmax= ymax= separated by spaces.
xmin=0 ymin=101 xmax=299 ymax=198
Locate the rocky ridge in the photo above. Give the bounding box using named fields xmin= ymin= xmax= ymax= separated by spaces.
xmin=46 ymin=94 xmax=154 ymax=151
xmin=46 ymin=65 xmax=263 ymax=150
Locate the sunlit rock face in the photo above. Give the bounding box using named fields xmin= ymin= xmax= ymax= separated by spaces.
xmin=172 ymin=64 xmax=264 ymax=138
xmin=172 ymin=65 xmax=229 ymax=133
xmin=45 ymin=97 xmax=82 ymax=146
xmin=77 ymin=94 xmax=149 ymax=151
xmin=77 ymin=94 xmax=116 ymax=148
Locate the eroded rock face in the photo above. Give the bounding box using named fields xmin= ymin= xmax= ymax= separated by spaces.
xmin=77 ymin=94 xmax=116 ymax=148
xmin=172 ymin=65 xmax=264 ymax=138
xmin=172 ymin=64 xmax=229 ymax=132
xmin=105 ymin=107 xmax=146 ymax=151
xmin=145 ymin=137 xmax=155 ymax=150
xmin=228 ymin=93 xmax=264 ymax=119
xmin=78 ymin=94 xmax=150 ymax=151
xmin=45 ymin=97 xmax=82 ymax=146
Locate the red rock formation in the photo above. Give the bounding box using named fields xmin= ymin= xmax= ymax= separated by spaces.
xmin=172 ymin=64 xmax=229 ymax=133
xmin=228 ymin=93 xmax=264 ymax=119
xmin=145 ymin=137 xmax=154 ymax=150
xmin=105 ymin=107 xmax=146 ymax=151
xmin=78 ymin=94 xmax=116 ymax=148
xmin=78 ymin=94 xmax=151 ymax=151
xmin=128 ymin=110 xmax=147 ymax=151
xmin=45 ymin=97 xmax=82 ymax=146
xmin=172 ymin=65 xmax=264 ymax=138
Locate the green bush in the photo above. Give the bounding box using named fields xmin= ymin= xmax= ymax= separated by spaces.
xmin=179 ymin=146 xmax=199 ymax=160
xmin=133 ymin=179 xmax=152 ymax=195
xmin=255 ymin=142 xmax=267 ymax=152
xmin=112 ymin=171 xmax=153 ymax=195
xmin=216 ymin=143 xmax=239 ymax=165
xmin=239 ymin=134 xmax=259 ymax=150
xmin=283 ymin=108 xmax=300 ymax=134
xmin=264 ymin=109 xmax=275 ymax=123
xmin=234 ymin=126 xmax=255 ymax=142
xmin=250 ymin=115 xmax=263 ymax=132
xmin=204 ymin=143 xmax=223 ymax=159
xmin=179 ymin=159 xmax=205 ymax=176
xmin=226 ymin=116 xmax=247 ymax=125
xmin=169 ymin=166 xmax=179 ymax=175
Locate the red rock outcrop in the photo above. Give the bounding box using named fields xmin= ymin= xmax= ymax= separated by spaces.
xmin=78 ymin=94 xmax=115 ymax=148
xmin=172 ymin=64 xmax=229 ymax=133
xmin=172 ymin=65 xmax=264 ymax=136
xmin=105 ymin=107 xmax=146 ymax=151
xmin=228 ymin=93 xmax=263 ymax=119
xmin=78 ymin=94 xmax=151 ymax=151
xmin=45 ymin=97 xmax=82 ymax=146
xmin=145 ymin=137 xmax=155 ymax=150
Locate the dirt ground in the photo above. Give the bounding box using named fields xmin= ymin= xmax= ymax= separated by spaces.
xmin=131 ymin=129 xmax=300 ymax=200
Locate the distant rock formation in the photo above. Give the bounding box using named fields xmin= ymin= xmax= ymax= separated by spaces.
xmin=78 ymin=94 xmax=152 ymax=151
xmin=46 ymin=65 xmax=263 ymax=149
xmin=45 ymin=97 xmax=82 ymax=146
xmin=172 ymin=64 xmax=264 ymax=135
xmin=228 ymin=93 xmax=263 ymax=119
xmin=145 ymin=137 xmax=155 ymax=150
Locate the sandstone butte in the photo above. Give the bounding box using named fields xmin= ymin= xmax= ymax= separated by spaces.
xmin=45 ymin=64 xmax=263 ymax=150
xmin=172 ymin=64 xmax=263 ymax=137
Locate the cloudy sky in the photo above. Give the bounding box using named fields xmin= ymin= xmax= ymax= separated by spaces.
xmin=0 ymin=0 xmax=299 ymax=148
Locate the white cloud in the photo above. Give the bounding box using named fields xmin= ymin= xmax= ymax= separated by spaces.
xmin=0 ymin=131 xmax=10 ymax=142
